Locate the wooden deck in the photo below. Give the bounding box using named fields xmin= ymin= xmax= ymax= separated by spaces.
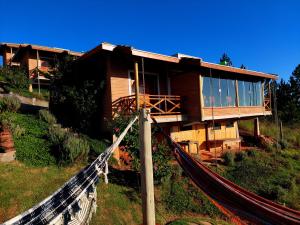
xmin=112 ymin=94 xmax=182 ymax=117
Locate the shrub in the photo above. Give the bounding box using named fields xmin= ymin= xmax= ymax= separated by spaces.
xmin=39 ymin=109 xmax=57 ymax=124
xmin=295 ymin=134 xmax=300 ymax=147
xmin=0 ymin=66 xmax=29 ymax=91
xmin=163 ymin=165 xmax=221 ymax=217
xmin=279 ymin=139 xmax=289 ymax=149
xmin=112 ymin=114 xmax=172 ymax=184
xmin=223 ymin=151 xmax=235 ymax=166
xmin=152 ymin=142 xmax=172 ymax=184
xmin=62 ymin=134 xmax=89 ymax=163
xmin=164 ymin=178 xmax=193 ymax=213
xmin=247 ymin=149 xmax=258 ymax=157
xmin=48 ymin=124 xmax=67 ymax=146
xmin=10 ymin=124 xmax=25 ymax=137
xmin=85 ymin=136 xmax=108 ymax=155
xmin=265 ymin=143 xmax=279 ymax=152
xmin=4 ymin=112 xmax=56 ymax=166
xmin=0 ymin=96 xmax=21 ymax=112
xmin=235 ymin=151 xmax=247 ymax=161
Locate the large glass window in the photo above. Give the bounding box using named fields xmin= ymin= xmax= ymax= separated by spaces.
xmin=203 ymin=76 xmax=236 ymax=107
xmin=203 ymin=76 xmax=262 ymax=107
xmin=238 ymin=80 xmax=262 ymax=106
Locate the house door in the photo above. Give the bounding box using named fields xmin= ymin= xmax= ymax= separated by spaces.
xmin=130 ymin=72 xmax=159 ymax=95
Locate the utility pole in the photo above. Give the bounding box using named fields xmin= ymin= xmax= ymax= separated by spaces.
xmin=139 ymin=108 xmax=155 ymax=225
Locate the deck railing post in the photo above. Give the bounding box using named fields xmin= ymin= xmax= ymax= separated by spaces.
xmin=134 ymin=61 xmax=140 ymax=111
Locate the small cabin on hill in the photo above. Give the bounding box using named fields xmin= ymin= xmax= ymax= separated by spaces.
xmin=0 ymin=42 xmax=83 ymax=91
xmin=69 ymin=42 xmax=277 ymax=154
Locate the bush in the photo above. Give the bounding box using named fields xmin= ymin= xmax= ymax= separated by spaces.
xmin=39 ymin=109 xmax=57 ymax=124
xmin=279 ymin=139 xmax=289 ymax=149
xmin=0 ymin=66 xmax=29 ymax=91
xmin=0 ymin=96 xmax=21 ymax=112
xmin=163 ymin=165 xmax=222 ymax=217
xmin=235 ymin=151 xmax=247 ymax=161
xmin=3 ymin=112 xmax=56 ymax=166
xmin=112 ymin=114 xmax=172 ymax=184
xmin=223 ymin=151 xmax=235 ymax=166
xmin=152 ymin=142 xmax=172 ymax=184
xmin=48 ymin=124 xmax=67 ymax=146
xmin=85 ymin=136 xmax=108 ymax=155
xmin=265 ymin=143 xmax=280 ymax=152
xmin=247 ymin=149 xmax=258 ymax=157
xmin=62 ymin=134 xmax=89 ymax=163
xmin=164 ymin=178 xmax=193 ymax=213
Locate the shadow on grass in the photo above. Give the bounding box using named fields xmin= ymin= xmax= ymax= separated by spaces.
xmin=108 ymin=167 xmax=141 ymax=202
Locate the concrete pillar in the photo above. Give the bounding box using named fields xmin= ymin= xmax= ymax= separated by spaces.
xmin=139 ymin=108 xmax=155 ymax=225
xmin=254 ymin=117 xmax=260 ymax=137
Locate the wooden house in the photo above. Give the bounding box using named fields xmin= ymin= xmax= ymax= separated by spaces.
xmin=0 ymin=42 xmax=83 ymax=91
xmin=72 ymin=42 xmax=277 ymax=153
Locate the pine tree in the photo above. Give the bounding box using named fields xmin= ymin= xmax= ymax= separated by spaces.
xmin=240 ymin=64 xmax=246 ymax=69
xmin=276 ymin=64 xmax=300 ymax=123
xmin=220 ymin=53 xmax=233 ymax=66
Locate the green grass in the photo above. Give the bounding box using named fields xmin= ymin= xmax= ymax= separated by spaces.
xmin=0 ymin=162 xmax=233 ymax=224
xmin=167 ymin=217 xmax=232 ymax=225
xmin=0 ymin=162 xmax=83 ymax=222
xmin=10 ymin=87 xmax=49 ymax=101
xmin=218 ymin=148 xmax=300 ymax=210
xmin=1 ymin=112 xmax=56 ymax=166
xmin=0 ymin=111 xmax=232 ymax=224
xmin=239 ymin=119 xmax=300 ymax=147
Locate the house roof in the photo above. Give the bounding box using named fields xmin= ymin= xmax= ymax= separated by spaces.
xmin=0 ymin=42 xmax=83 ymax=57
xmin=78 ymin=42 xmax=278 ymax=80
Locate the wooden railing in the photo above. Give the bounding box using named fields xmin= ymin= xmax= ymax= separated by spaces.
xmin=112 ymin=94 xmax=182 ymax=116
xmin=264 ymin=98 xmax=271 ymax=111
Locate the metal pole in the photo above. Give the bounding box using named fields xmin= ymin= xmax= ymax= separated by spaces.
xmin=139 ymin=108 xmax=155 ymax=225
xmin=134 ymin=61 xmax=140 ymax=110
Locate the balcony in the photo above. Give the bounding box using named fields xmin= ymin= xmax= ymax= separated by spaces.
xmin=112 ymin=94 xmax=184 ymax=121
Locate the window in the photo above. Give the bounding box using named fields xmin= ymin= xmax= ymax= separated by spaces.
xmin=238 ymin=80 xmax=262 ymax=106
xmin=181 ymin=125 xmax=193 ymax=131
xmin=226 ymin=121 xmax=234 ymax=128
xmin=203 ymin=76 xmax=236 ymax=107
xmin=212 ymin=123 xmax=221 ymax=130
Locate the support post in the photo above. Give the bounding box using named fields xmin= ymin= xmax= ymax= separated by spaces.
xmin=139 ymin=108 xmax=155 ymax=225
xmin=254 ymin=117 xmax=260 ymax=137
xmin=37 ymin=50 xmax=41 ymax=94
xmin=280 ymin=121 xmax=283 ymax=141
xmin=134 ymin=61 xmax=140 ymax=110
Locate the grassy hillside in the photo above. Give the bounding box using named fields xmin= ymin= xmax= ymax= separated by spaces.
xmin=218 ymin=119 xmax=300 ymax=210
xmin=0 ymin=111 xmax=231 ymax=224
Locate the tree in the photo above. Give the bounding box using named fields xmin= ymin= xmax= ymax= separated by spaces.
xmin=220 ymin=53 xmax=233 ymax=66
xmin=289 ymin=64 xmax=300 ymax=105
xmin=240 ymin=64 xmax=246 ymax=69
xmin=275 ymin=64 xmax=300 ymax=123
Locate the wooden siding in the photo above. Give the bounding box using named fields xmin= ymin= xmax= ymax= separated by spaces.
xmin=170 ymin=72 xmax=200 ymax=121
xmin=202 ymin=106 xmax=266 ymax=120
xmin=109 ymin=59 xmax=130 ymax=102
xmin=170 ymin=124 xmax=206 ymax=152
xmin=207 ymin=121 xmax=238 ymax=140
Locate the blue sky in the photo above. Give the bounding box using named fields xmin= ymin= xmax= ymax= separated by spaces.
xmin=1 ymin=0 xmax=299 ymax=80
